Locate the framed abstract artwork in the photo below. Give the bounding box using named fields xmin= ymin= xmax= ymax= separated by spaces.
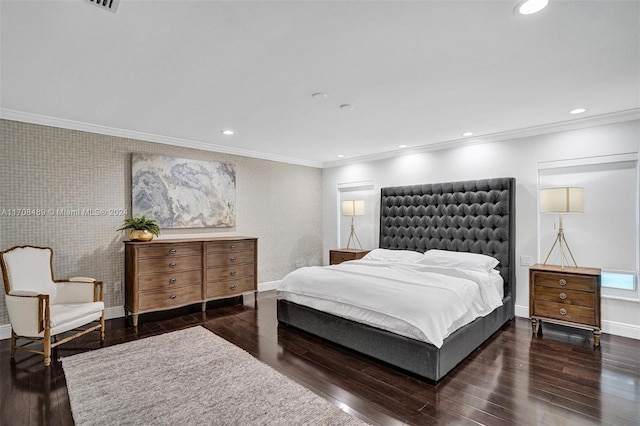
xmin=131 ymin=154 xmax=236 ymax=228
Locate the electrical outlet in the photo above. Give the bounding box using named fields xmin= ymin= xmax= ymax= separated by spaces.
xmin=520 ymin=255 xmax=533 ymax=266
xmin=294 ymin=260 xmax=305 ymax=269
xmin=114 ymin=281 xmax=122 ymax=292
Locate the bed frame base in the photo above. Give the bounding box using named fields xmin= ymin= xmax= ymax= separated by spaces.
xmin=277 ymin=297 xmax=513 ymax=382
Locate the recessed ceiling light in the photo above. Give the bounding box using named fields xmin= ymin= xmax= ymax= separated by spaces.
xmin=221 ymin=129 xmax=234 ymax=135
xmin=569 ymin=108 xmax=587 ymax=114
xmin=398 ymin=144 xmax=408 ymax=148
xmin=311 ymin=92 xmax=327 ymax=100
xmin=462 ymin=132 xmax=474 ymax=137
xmin=339 ymin=104 xmax=354 ymax=110
xmin=336 ymin=154 xmax=345 ymax=158
xmin=517 ymin=0 xmax=548 ymax=15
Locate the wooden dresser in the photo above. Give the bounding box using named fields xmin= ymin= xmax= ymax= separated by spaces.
xmin=529 ymin=264 xmax=601 ymax=346
xmin=125 ymin=237 xmax=257 ymax=326
xmin=329 ymin=248 xmax=370 ymax=265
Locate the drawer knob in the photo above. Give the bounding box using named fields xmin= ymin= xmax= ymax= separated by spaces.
xmin=230 ymin=270 xmax=236 ymax=276
xmin=560 ymin=308 xmax=567 ymax=316
xmin=559 ymin=279 xmax=567 ymax=286
xmin=169 ymin=294 xmax=177 ymax=300
xmin=169 ymin=278 xmax=177 ymax=284
xmin=169 ymin=248 xmax=177 ymax=254
xmin=230 ymin=244 xmax=236 ymax=250
xmin=230 ymin=284 xmax=236 ymax=290
xmin=169 ymin=262 xmax=176 ymax=268
xmin=230 ymin=257 xmax=236 ymax=262
xmin=559 ymin=292 xmax=567 ymax=300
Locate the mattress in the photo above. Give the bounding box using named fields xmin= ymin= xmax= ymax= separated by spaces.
xmin=276 ymin=259 xmax=503 ymax=348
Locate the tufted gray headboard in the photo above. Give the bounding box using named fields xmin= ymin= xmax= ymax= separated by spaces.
xmin=379 ymin=177 xmax=515 ymax=299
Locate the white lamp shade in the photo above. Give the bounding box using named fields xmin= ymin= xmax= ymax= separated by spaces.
xmin=540 ymin=187 xmax=584 ymax=213
xmin=341 ymin=200 xmax=365 ymax=216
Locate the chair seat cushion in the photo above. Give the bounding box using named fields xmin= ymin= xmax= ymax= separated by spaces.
xmin=49 ymin=302 xmax=105 ymax=327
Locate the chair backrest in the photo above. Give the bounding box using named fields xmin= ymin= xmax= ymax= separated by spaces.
xmin=1 ymin=246 xmax=56 ymax=299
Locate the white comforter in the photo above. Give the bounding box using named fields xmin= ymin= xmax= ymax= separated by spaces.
xmin=276 ymin=260 xmax=504 ymax=348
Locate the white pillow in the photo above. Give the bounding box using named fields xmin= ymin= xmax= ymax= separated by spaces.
xmin=420 ymin=249 xmax=499 ymax=272
xmin=362 ymin=248 xmax=425 ymax=262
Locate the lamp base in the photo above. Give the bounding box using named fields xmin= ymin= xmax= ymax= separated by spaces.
xmin=543 ymin=225 xmax=578 ymax=270
xmin=345 ymin=218 xmax=363 ymax=250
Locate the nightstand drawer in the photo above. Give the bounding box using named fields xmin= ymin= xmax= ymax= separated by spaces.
xmin=533 ymin=286 xmax=596 ymax=308
xmin=533 ymin=272 xmax=596 ymax=292
xmin=330 ymin=251 xmax=356 ymax=264
xmin=329 ymin=249 xmax=370 ymax=265
xmin=534 ymin=301 xmax=597 ymax=326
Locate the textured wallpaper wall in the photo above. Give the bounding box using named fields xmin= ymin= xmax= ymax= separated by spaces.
xmin=0 ymin=119 xmax=323 ymax=325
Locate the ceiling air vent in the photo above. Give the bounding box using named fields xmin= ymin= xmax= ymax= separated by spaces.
xmin=87 ymin=0 xmax=120 ymax=13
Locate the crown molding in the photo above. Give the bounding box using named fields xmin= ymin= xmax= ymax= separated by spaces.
xmin=0 ymin=109 xmax=324 ymax=169
xmin=3 ymin=108 xmax=637 ymax=170
xmin=323 ymin=108 xmax=640 ymax=168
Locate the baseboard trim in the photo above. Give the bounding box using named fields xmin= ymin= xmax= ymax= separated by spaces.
xmin=0 ymin=284 xmax=282 ymax=340
xmin=5 ymin=298 xmax=633 ymax=341
xmin=259 ymin=280 xmax=281 ymax=292
xmin=514 ymin=303 xmax=640 ymax=340
xmin=0 ymin=306 xmax=126 ymax=340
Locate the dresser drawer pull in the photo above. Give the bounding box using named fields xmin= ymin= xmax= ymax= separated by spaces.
xmin=559 ymin=279 xmax=567 ymax=286
xmin=559 ymin=292 xmax=567 ymax=300
xmin=230 ymin=270 xmax=236 ymax=276
xmin=169 ymin=262 xmax=176 ymax=268
xmin=169 ymin=278 xmax=177 ymax=284
xmin=169 ymin=248 xmax=177 ymax=254
xmin=230 ymin=257 xmax=236 ymax=262
xmin=230 ymin=244 xmax=236 ymax=250
xmin=230 ymin=284 xmax=236 ymax=290
xmin=169 ymin=294 xmax=177 ymax=300
xmin=560 ymin=308 xmax=567 ymax=316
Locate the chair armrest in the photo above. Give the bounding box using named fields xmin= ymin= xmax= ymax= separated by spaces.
xmin=5 ymin=293 xmax=49 ymax=336
xmin=55 ymin=281 xmax=100 ymax=304
xmin=8 ymin=290 xmax=40 ymax=297
xmin=69 ymin=277 xmax=96 ymax=283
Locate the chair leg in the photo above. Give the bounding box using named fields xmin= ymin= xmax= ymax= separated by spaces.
xmin=100 ymin=312 xmax=105 ymax=340
xmin=43 ymin=331 xmax=51 ymax=367
xmin=10 ymin=330 xmax=16 ymax=358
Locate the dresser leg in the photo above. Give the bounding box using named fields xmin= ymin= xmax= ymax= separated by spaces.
xmin=132 ymin=314 xmax=138 ymax=327
xmin=593 ymin=329 xmax=601 ymax=347
xmin=530 ymin=318 xmax=541 ymax=335
xmin=201 ymin=302 xmax=207 ymax=312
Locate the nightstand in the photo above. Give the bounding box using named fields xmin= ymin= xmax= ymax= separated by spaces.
xmin=529 ymin=264 xmax=602 ymax=346
xmin=329 ymin=249 xmax=370 ymax=265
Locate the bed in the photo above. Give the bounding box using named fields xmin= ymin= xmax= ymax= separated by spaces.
xmin=277 ymin=177 xmax=515 ymax=381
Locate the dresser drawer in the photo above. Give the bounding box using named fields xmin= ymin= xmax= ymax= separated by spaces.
xmin=533 ymin=286 xmax=596 ymax=308
xmin=138 ymin=285 xmax=201 ymax=311
xmin=138 ymin=243 xmax=202 ymax=259
xmin=205 ymin=264 xmax=254 ymax=282
xmin=206 ymin=251 xmax=255 ymax=267
xmin=138 ymin=269 xmax=202 ymax=291
xmin=533 ymin=272 xmax=596 ymax=292
xmin=205 ymin=277 xmax=255 ymax=299
xmin=138 ymin=255 xmax=201 ymax=273
xmin=534 ymin=301 xmax=596 ymax=326
xmin=206 ymin=240 xmax=255 ymax=253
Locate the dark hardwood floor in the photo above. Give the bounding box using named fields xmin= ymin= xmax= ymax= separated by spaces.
xmin=2 ymin=291 xmax=639 ymax=426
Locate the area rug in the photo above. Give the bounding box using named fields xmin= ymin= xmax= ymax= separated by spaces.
xmin=61 ymin=326 xmax=369 ymax=426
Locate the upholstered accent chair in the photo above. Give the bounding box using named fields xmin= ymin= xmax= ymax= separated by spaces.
xmin=0 ymin=246 xmax=105 ymax=366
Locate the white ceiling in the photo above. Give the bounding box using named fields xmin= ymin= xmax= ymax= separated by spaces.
xmin=1 ymin=0 xmax=639 ymax=168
